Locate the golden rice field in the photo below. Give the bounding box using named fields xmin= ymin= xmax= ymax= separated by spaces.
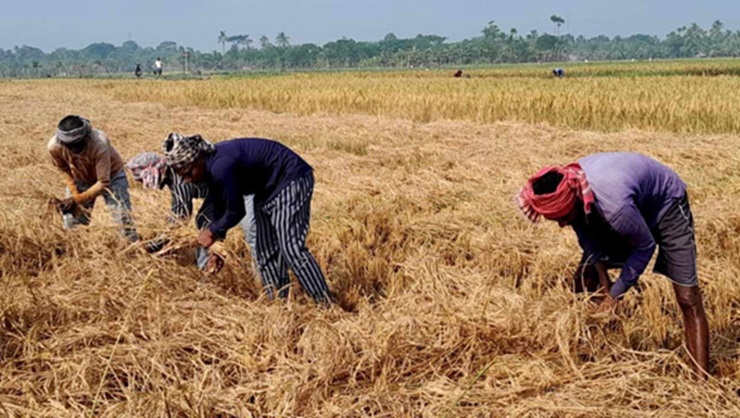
xmin=0 ymin=61 xmax=739 ymax=417
xmin=103 ymin=59 xmax=740 ymax=135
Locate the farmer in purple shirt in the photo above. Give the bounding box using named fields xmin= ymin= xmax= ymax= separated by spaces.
xmin=517 ymin=152 xmax=709 ymax=378
xmin=162 ymin=133 xmax=331 ymax=304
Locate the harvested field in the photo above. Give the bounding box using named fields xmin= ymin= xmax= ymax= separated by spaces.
xmin=0 ymin=74 xmax=738 ymax=417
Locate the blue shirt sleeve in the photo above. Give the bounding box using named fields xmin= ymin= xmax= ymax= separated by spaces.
xmin=607 ymin=203 xmax=657 ymax=299
xmin=207 ymin=160 xmax=246 ymax=239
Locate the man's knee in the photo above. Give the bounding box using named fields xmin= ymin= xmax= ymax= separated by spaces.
xmin=280 ymin=244 xmax=311 ymax=268
xmin=675 ymin=285 xmax=703 ymax=310
xmin=256 ymin=242 xmax=281 ymax=263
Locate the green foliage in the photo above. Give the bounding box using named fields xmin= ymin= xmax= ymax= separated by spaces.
xmin=3 ymin=20 xmax=740 ymax=78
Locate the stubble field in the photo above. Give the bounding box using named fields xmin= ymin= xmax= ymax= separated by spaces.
xmin=0 ymin=63 xmax=739 ymax=417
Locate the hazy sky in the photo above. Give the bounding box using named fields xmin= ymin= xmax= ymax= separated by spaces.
xmin=2 ymin=0 xmax=738 ymax=52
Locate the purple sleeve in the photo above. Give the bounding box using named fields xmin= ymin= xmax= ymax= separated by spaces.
xmin=207 ymin=161 xmax=246 ymax=239
xmin=607 ymin=204 xmax=657 ymax=299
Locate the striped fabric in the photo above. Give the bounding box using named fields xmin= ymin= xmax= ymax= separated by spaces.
xmin=167 ymin=167 xmax=209 ymax=220
xmin=254 ymin=173 xmax=330 ymax=303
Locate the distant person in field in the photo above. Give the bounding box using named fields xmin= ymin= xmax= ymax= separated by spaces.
xmin=126 ymin=152 xmax=258 ymax=270
xmin=552 ymin=68 xmax=565 ymax=78
xmin=48 ymin=115 xmax=139 ymax=242
xmin=135 ymin=63 xmax=143 ymax=78
xmin=454 ymin=69 xmax=463 ymax=78
xmin=154 ymin=58 xmax=163 ymax=76
xmin=517 ymin=152 xmax=709 ymax=378
xmin=162 ymin=133 xmax=332 ymax=304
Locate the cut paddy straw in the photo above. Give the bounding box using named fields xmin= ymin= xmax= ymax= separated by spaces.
xmin=0 ymin=76 xmax=738 ymax=417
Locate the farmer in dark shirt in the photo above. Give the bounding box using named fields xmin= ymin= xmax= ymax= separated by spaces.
xmin=126 ymin=152 xmax=257 ymax=269
xmin=162 ymin=133 xmax=331 ymax=304
xmin=516 ymin=152 xmax=709 ymax=378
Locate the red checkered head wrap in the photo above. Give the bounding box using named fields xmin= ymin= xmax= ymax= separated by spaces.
xmin=516 ymin=163 xmax=594 ymax=223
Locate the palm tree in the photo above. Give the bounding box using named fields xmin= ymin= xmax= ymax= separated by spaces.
xmin=549 ymin=15 xmax=566 ymax=60
xmin=237 ymin=35 xmax=253 ymax=49
xmin=259 ymin=35 xmax=272 ymax=49
xmin=550 ymin=15 xmax=565 ymax=36
xmin=275 ymin=32 xmax=290 ymax=48
xmin=218 ymin=31 xmax=229 ymax=54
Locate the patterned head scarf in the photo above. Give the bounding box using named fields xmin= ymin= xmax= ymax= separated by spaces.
xmin=126 ymin=152 xmax=167 ymax=189
xmin=516 ymin=163 xmax=595 ymax=223
xmin=56 ymin=116 xmax=92 ymax=144
xmin=162 ymin=133 xmax=216 ymax=170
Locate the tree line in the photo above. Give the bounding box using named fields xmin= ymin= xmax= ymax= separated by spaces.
xmin=1 ymin=19 xmax=738 ymax=77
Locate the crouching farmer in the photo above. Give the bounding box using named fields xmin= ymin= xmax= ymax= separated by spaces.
xmin=48 ymin=115 xmax=139 ymax=242
xmin=517 ymin=152 xmax=709 ymax=378
xmin=163 ymin=133 xmax=332 ymax=304
xmin=126 ymin=151 xmax=258 ymax=269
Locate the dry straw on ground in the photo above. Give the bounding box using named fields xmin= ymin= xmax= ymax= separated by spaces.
xmin=0 ymin=78 xmax=738 ymax=417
